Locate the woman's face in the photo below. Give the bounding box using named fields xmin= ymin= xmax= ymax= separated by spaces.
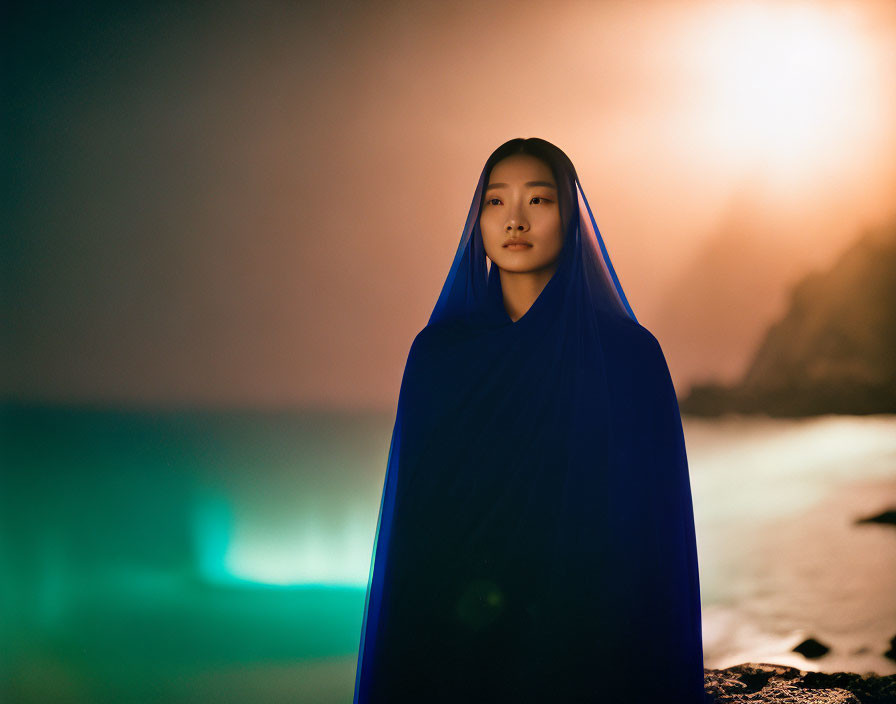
xmin=479 ymin=154 xmax=564 ymax=274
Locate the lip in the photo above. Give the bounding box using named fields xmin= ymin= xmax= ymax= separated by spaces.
xmin=503 ymin=241 xmax=532 ymax=248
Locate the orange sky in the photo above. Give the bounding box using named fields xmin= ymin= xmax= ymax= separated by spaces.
xmin=5 ymin=0 xmax=896 ymax=409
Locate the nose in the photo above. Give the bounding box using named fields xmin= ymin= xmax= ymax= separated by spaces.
xmin=503 ymin=198 xmax=529 ymax=232
xmin=506 ymin=215 xmax=528 ymax=232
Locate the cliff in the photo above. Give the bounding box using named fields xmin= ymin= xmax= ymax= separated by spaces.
xmin=681 ymin=221 xmax=896 ymax=416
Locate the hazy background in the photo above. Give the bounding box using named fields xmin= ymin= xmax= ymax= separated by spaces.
xmin=5 ymin=0 xmax=895 ymax=410
xmin=4 ymin=1 xmax=896 ymax=702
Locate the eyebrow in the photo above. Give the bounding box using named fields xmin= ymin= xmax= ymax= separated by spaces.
xmin=485 ymin=180 xmax=557 ymax=190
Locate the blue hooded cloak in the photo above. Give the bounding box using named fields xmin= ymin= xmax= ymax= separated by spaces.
xmin=353 ymin=139 xmax=704 ymax=703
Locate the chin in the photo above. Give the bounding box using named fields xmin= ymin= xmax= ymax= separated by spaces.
xmin=493 ymin=257 xmax=546 ymax=273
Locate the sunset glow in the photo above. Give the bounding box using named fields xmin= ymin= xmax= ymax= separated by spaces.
xmin=687 ymin=2 xmax=883 ymax=193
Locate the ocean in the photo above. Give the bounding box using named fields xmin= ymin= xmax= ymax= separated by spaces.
xmin=2 ymin=403 xmax=894 ymax=703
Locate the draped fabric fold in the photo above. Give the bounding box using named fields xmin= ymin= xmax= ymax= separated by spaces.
xmin=353 ymin=153 xmax=704 ymax=703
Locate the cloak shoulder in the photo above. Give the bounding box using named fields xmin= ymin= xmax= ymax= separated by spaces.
xmin=594 ymin=312 xmax=675 ymax=395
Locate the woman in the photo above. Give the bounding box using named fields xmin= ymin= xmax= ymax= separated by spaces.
xmin=353 ymin=138 xmax=705 ymax=703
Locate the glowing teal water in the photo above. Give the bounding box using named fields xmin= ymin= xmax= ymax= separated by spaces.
xmin=2 ymin=403 xmax=894 ymax=702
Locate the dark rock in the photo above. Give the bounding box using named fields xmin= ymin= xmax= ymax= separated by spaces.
xmin=794 ymin=637 xmax=832 ymax=659
xmin=855 ymin=509 xmax=896 ymax=527
xmin=801 ymin=669 xmax=896 ymax=704
xmin=703 ymin=662 xmax=896 ymax=703
xmin=724 ymin=662 xmax=788 ymax=692
xmin=885 ymin=634 xmax=896 ymax=663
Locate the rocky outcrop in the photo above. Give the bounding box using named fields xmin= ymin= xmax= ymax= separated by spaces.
xmin=855 ymin=509 xmax=896 ymax=527
xmin=681 ymin=221 xmax=896 ymax=416
xmin=703 ymin=662 xmax=896 ymax=703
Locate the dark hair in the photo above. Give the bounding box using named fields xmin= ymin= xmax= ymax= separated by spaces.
xmin=480 ymin=138 xmax=580 ymax=237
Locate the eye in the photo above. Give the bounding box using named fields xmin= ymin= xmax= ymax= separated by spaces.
xmin=485 ymin=196 xmax=551 ymax=206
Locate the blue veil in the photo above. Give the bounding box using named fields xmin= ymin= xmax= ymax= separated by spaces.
xmin=353 ymin=139 xmax=704 ymax=703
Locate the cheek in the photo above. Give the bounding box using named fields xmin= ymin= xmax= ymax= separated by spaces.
xmin=537 ymin=212 xmax=562 ymax=239
xmin=546 ymin=223 xmax=564 ymax=255
xmin=479 ymin=212 xmax=501 ymax=239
